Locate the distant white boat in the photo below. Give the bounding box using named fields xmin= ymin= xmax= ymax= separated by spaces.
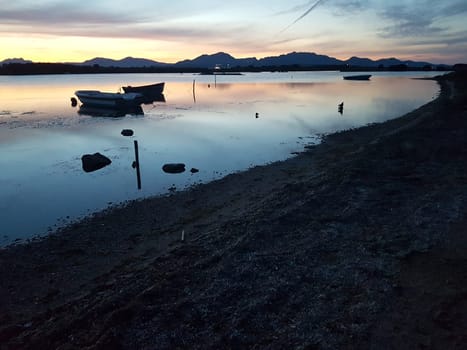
xmin=343 ymin=74 xmax=372 ymax=81
xmin=75 ymin=90 xmax=143 ymax=108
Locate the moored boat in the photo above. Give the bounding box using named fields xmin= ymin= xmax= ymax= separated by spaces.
xmin=199 ymin=71 xmax=243 ymax=75
xmin=75 ymin=90 xmax=143 ymax=108
xmin=343 ymin=74 xmax=372 ymax=80
xmin=137 ymin=92 xmax=166 ymax=105
xmin=122 ymin=82 xmax=165 ymax=96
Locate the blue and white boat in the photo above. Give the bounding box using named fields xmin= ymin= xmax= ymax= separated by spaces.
xmin=75 ymin=90 xmax=143 ymax=108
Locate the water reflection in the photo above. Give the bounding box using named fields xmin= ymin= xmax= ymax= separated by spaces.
xmin=78 ymin=105 xmax=144 ymax=118
xmin=0 ymin=72 xmax=441 ymax=245
xmin=338 ymin=102 xmax=344 ymax=115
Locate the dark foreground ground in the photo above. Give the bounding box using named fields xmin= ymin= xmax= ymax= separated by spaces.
xmin=1 ymin=72 xmax=466 ymax=349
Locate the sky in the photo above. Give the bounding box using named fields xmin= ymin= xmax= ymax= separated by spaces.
xmin=1 ymin=0 xmax=466 ymax=64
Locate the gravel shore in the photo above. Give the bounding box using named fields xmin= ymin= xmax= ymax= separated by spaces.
xmin=1 ymin=72 xmax=466 ymax=349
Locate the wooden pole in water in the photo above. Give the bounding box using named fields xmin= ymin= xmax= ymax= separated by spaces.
xmin=134 ymin=140 xmax=141 ymax=190
xmin=192 ymin=79 xmax=196 ymax=103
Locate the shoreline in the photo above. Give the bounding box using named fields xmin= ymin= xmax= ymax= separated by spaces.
xmin=1 ymin=72 xmax=466 ymax=349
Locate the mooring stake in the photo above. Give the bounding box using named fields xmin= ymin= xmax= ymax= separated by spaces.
xmin=134 ymin=140 xmax=141 ymax=190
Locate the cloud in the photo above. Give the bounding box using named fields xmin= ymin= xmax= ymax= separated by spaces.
xmin=329 ymin=0 xmax=368 ymax=15
xmin=377 ymin=1 xmax=467 ymax=39
xmin=378 ymin=5 xmax=440 ymax=38
xmin=440 ymin=1 xmax=467 ymax=16
xmin=373 ymin=1 xmax=467 ymax=64
xmin=402 ymin=29 xmax=467 ymax=47
xmin=0 ymin=1 xmax=250 ymax=44
xmin=0 ymin=3 xmax=139 ymax=26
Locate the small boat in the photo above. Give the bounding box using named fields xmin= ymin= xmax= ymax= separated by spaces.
xmin=75 ymin=90 xmax=143 ymax=108
xmin=138 ymin=92 xmax=166 ymax=105
xmin=343 ymin=74 xmax=372 ymax=81
xmin=152 ymin=93 xmax=166 ymax=103
xmin=122 ymin=82 xmax=165 ymax=96
xmin=199 ymin=71 xmax=243 ymax=76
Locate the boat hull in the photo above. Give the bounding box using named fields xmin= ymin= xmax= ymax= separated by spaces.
xmin=122 ymin=82 xmax=165 ymax=96
xmin=75 ymin=90 xmax=143 ymax=108
xmin=343 ymin=74 xmax=372 ymax=81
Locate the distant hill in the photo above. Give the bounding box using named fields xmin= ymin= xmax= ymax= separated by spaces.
xmin=258 ymin=52 xmax=342 ymax=67
xmin=174 ymin=52 xmax=442 ymax=69
xmin=174 ymin=51 xmax=343 ymax=68
xmin=1 ymin=52 xmax=450 ymax=71
xmin=175 ymin=52 xmax=258 ymax=68
xmin=344 ymin=56 xmax=435 ymax=68
xmin=345 ymin=56 xmax=377 ymax=67
xmin=0 ymin=58 xmax=33 ymax=65
xmin=80 ymin=56 xmax=168 ymax=67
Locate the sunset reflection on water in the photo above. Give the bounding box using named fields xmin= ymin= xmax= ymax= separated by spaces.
xmin=0 ymin=71 xmax=441 ymax=244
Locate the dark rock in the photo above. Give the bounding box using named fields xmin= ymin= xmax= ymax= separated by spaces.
xmin=190 ymin=168 xmax=199 ymax=173
xmin=162 ymin=163 xmax=186 ymax=174
xmin=121 ymin=129 xmax=134 ymax=136
xmin=81 ymin=153 xmax=112 ymax=173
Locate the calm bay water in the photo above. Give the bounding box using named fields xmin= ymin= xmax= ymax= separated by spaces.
xmin=0 ymin=71 xmax=441 ymax=245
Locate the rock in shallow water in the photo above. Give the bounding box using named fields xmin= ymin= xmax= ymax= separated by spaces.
xmin=121 ymin=129 xmax=134 ymax=137
xmin=81 ymin=153 xmax=112 ymax=173
xmin=162 ymin=163 xmax=186 ymax=174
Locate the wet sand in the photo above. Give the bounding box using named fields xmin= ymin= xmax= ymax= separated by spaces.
xmin=1 ymin=72 xmax=467 ymax=349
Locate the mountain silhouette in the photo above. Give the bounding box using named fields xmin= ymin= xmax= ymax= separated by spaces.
xmin=258 ymin=52 xmax=342 ymax=66
xmin=175 ymin=52 xmax=258 ymax=68
xmin=80 ymin=56 xmax=168 ymax=67
xmin=172 ymin=51 xmax=439 ymax=69
xmin=1 ymin=51 xmax=445 ymax=69
xmin=0 ymin=58 xmax=33 ymax=65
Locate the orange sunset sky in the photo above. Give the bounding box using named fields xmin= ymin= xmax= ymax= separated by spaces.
xmin=1 ymin=0 xmax=466 ymax=64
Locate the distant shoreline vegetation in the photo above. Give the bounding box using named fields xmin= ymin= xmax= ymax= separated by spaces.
xmin=0 ymin=62 xmax=452 ymax=75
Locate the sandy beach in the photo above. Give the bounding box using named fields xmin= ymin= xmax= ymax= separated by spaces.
xmin=1 ymin=71 xmax=467 ymax=349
